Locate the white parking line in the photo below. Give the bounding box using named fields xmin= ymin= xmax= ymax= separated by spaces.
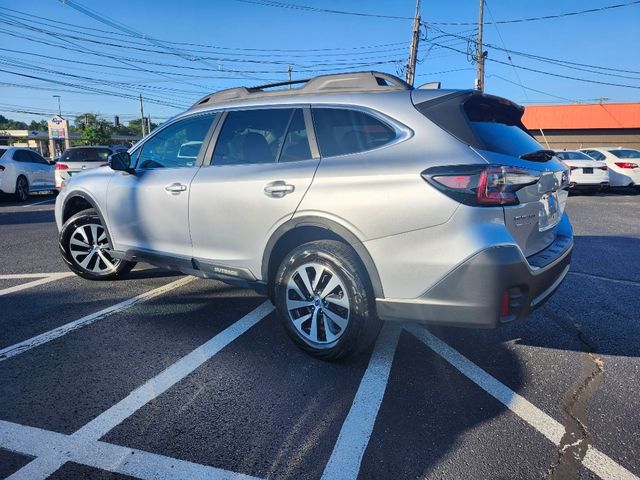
xmin=321 ymin=323 xmax=401 ymax=480
xmin=74 ymin=300 xmax=274 ymax=440
xmin=0 ymin=276 xmax=195 ymax=362
xmin=4 ymin=300 xmax=274 ymax=480
xmin=568 ymin=270 xmax=640 ymax=287
xmin=22 ymin=198 xmax=56 ymax=207
xmin=406 ymin=324 xmax=639 ymax=480
xmin=0 ymin=272 xmax=75 ymax=297
xmin=0 ymin=420 xmax=261 ymax=480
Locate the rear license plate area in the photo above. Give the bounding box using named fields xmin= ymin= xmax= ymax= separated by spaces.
xmin=539 ymin=192 xmax=561 ymax=232
xmin=583 ymin=167 xmax=593 ymax=174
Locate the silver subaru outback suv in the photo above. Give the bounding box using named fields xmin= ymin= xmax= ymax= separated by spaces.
xmin=55 ymin=71 xmax=572 ymax=359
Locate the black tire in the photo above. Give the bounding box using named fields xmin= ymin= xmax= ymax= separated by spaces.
xmin=59 ymin=208 xmax=136 ymax=280
xmin=14 ymin=176 xmax=28 ymax=202
xmin=274 ymin=240 xmax=381 ymax=360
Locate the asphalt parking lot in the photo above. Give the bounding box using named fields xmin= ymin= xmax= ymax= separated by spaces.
xmin=0 ymin=191 xmax=638 ymax=480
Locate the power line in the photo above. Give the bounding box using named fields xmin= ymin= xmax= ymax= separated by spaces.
xmin=427 ymin=24 xmax=640 ymax=77
xmin=0 ymin=6 xmax=409 ymax=53
xmin=0 ymin=10 xmax=410 ymax=60
xmin=235 ymin=0 xmax=413 ymax=20
xmin=235 ymin=0 xmax=640 ymax=25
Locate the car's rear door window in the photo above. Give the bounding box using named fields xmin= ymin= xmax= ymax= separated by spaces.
xmin=610 ymin=149 xmax=640 ymax=159
xmin=135 ymin=114 xmax=216 ymax=169
xmin=212 ymin=108 xmax=294 ymax=166
xmin=28 ymin=151 xmax=48 ymax=164
xmin=312 ymin=108 xmax=396 ymax=157
xmin=13 ymin=150 xmax=32 ymax=162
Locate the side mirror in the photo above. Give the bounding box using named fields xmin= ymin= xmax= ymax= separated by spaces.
xmin=109 ymin=151 xmax=134 ymax=174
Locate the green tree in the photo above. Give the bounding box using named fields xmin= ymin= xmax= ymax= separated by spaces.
xmin=28 ymin=120 xmax=48 ymax=131
xmin=74 ymin=113 xmax=100 ymax=130
xmin=0 ymin=114 xmax=28 ymax=130
xmin=82 ymin=124 xmax=111 ymax=145
xmin=127 ymin=118 xmax=158 ymax=137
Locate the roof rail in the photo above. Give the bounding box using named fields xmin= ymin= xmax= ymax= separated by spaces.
xmin=190 ymin=71 xmax=412 ymax=110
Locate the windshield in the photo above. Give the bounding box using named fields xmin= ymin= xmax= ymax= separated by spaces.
xmin=610 ymin=149 xmax=640 ymax=159
xmin=0 ymin=148 xmax=8 ymax=160
xmin=60 ymin=148 xmax=111 ymax=162
xmin=556 ymin=151 xmax=593 ymax=160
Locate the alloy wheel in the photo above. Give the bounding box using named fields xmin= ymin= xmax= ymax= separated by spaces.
xmin=69 ymin=223 xmax=119 ymax=274
xmin=285 ymin=262 xmax=350 ymax=344
xmin=16 ymin=178 xmax=28 ymax=201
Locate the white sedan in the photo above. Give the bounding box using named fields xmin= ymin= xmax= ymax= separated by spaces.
xmin=579 ymin=147 xmax=640 ymax=190
xmin=555 ymin=150 xmax=609 ymax=194
xmin=0 ymin=146 xmax=56 ymax=202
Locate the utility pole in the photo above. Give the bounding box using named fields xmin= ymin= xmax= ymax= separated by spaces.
xmin=288 ymin=65 xmax=292 ymax=88
xmin=405 ymin=0 xmax=421 ymax=86
xmin=139 ymin=93 xmax=146 ymax=137
xmin=475 ymin=0 xmax=486 ymax=91
xmin=53 ymin=95 xmax=61 ymax=116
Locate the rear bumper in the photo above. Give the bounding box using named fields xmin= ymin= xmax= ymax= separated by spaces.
xmin=376 ymin=234 xmax=572 ymax=328
xmin=569 ymin=181 xmax=609 ymax=190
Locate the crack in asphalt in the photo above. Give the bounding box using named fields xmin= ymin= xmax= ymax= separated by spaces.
xmin=544 ymin=308 xmax=605 ymax=480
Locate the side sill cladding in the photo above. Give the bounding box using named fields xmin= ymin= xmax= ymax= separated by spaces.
xmin=261 ymin=216 xmax=384 ymax=299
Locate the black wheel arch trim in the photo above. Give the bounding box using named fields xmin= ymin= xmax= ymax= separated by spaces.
xmin=61 ymin=190 xmax=114 ymax=247
xmin=262 ymin=215 xmax=384 ymax=298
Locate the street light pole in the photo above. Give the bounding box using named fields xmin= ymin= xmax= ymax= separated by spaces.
xmin=53 ymin=95 xmax=61 ymax=116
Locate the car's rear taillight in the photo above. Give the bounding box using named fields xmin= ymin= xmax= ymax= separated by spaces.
xmin=598 ymin=165 xmax=608 ymax=171
xmin=55 ymin=163 xmax=69 ymax=170
xmin=615 ymin=162 xmax=638 ymax=169
xmin=422 ymin=164 xmax=541 ymax=206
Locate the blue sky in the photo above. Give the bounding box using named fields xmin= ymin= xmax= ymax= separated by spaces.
xmin=1 ymin=0 xmax=639 ymax=125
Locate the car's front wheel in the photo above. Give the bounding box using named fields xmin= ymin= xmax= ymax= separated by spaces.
xmin=59 ymin=208 xmax=135 ymax=280
xmin=274 ymin=240 xmax=381 ymax=360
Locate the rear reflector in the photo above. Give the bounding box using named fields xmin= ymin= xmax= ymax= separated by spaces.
xmin=55 ymin=163 xmax=69 ymax=170
xmin=615 ymin=162 xmax=638 ymax=169
xmin=424 ymin=164 xmax=541 ymax=206
xmin=499 ymin=290 xmax=511 ymax=317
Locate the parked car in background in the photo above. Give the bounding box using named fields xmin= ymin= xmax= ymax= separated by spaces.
xmin=555 ymin=150 xmax=609 ymax=194
xmin=55 ymin=145 xmax=129 ymax=190
xmin=0 ymin=146 xmax=55 ymax=201
xmin=579 ymin=147 xmax=640 ymax=190
xmin=55 ymin=71 xmax=573 ymax=359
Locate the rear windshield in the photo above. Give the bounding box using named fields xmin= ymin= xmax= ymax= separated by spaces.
xmin=415 ymin=92 xmax=544 ymax=158
xmin=555 ymin=151 xmax=594 ymax=161
xmin=610 ymin=149 xmax=640 ymax=159
xmin=60 ymin=148 xmax=111 ymax=162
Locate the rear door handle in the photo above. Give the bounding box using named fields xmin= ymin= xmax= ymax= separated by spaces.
xmin=264 ymin=180 xmax=295 ymax=198
xmin=165 ymin=183 xmax=187 ymax=193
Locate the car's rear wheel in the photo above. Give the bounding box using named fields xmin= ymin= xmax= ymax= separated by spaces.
xmin=14 ymin=176 xmax=28 ymax=202
xmin=274 ymin=240 xmax=381 ymax=360
xmin=59 ymin=208 xmax=135 ymax=280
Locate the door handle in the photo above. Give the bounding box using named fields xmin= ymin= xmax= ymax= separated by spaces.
xmin=165 ymin=183 xmax=187 ymax=193
xmin=264 ymin=180 xmax=295 ymax=198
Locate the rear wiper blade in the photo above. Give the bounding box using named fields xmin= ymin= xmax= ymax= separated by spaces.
xmin=520 ymin=149 xmax=556 ymax=161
